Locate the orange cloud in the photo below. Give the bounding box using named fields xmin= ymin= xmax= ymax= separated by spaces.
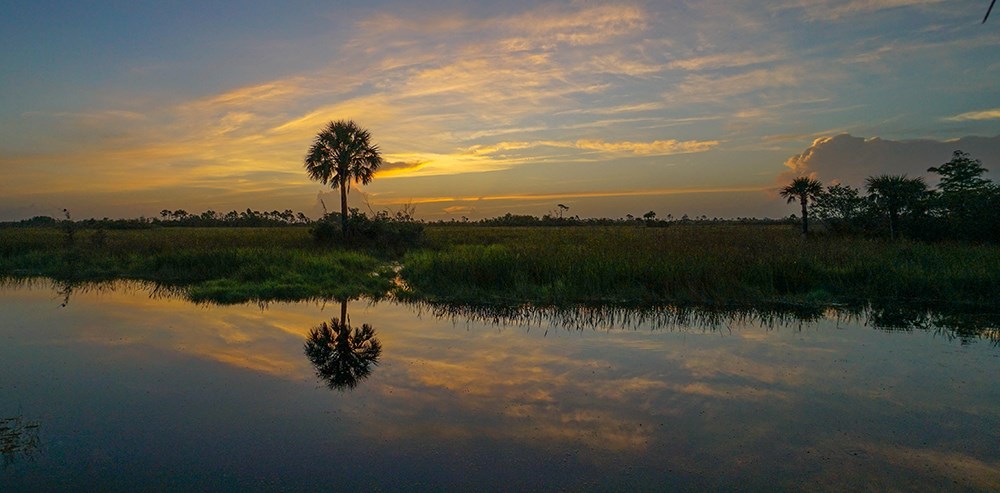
xmin=380 ymin=185 xmax=770 ymax=206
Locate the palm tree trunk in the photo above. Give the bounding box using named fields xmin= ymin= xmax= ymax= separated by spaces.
xmin=800 ymin=195 xmax=809 ymax=235
xmin=889 ymin=209 xmax=897 ymax=240
xmin=340 ymin=300 xmax=348 ymax=327
xmin=340 ymin=176 xmax=349 ymax=239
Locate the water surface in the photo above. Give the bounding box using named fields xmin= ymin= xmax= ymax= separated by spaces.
xmin=1 ymin=281 xmax=998 ymax=491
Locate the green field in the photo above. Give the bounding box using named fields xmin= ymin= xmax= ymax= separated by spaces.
xmin=2 ymin=225 xmax=999 ymax=309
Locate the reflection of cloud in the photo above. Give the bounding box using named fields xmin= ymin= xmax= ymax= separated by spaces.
xmin=870 ymin=443 xmax=1000 ymax=490
xmin=780 ymin=134 xmax=1000 ymax=186
xmin=393 ymin=352 xmax=657 ymax=453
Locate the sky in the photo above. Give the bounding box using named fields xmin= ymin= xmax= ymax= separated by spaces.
xmin=1 ymin=0 xmax=999 ymax=221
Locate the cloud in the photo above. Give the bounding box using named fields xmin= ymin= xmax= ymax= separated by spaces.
xmin=667 ymin=52 xmax=782 ymax=71
xmin=376 ymin=160 xmax=427 ymax=177
xmin=667 ymin=66 xmax=810 ymax=104
xmin=945 ymin=108 xmax=1000 ymax=122
xmin=376 ymin=185 xmax=770 ymax=207
xmin=772 ymin=0 xmax=947 ymax=21
xmin=574 ymin=138 xmax=719 ymax=155
xmin=499 ymin=3 xmax=649 ymax=48
xmin=780 ymin=134 xmax=1000 ymax=186
xmin=465 ymin=138 xmax=719 ymax=158
xmin=183 ymin=79 xmax=310 ymax=111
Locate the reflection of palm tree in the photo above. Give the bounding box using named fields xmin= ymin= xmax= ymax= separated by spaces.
xmin=304 ymin=300 xmax=382 ymax=391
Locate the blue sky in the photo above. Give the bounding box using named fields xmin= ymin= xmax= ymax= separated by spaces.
xmin=1 ymin=0 xmax=998 ymax=220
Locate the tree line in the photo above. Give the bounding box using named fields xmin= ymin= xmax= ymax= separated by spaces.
xmin=781 ymin=150 xmax=999 ymax=242
xmin=2 ymin=208 xmax=315 ymax=229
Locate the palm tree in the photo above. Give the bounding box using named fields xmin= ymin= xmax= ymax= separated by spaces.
xmin=865 ymin=174 xmax=927 ymax=239
xmin=304 ymin=120 xmax=383 ymax=238
xmin=779 ymin=176 xmax=823 ymax=235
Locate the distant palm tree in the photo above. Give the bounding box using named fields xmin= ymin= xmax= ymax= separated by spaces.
xmin=779 ymin=176 xmax=823 ymax=235
xmin=304 ymin=120 xmax=383 ymax=238
xmin=865 ymin=174 xmax=927 ymax=239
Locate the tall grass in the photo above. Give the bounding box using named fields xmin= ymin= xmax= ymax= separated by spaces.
xmin=0 ymin=227 xmax=392 ymax=303
xmin=403 ymin=225 xmax=1000 ymax=307
xmin=3 ymin=224 xmax=999 ymax=308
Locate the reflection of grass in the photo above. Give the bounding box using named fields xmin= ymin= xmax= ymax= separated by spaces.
xmin=2 ymin=225 xmax=1000 ymax=308
xmin=1 ymin=415 xmax=40 ymax=466
xmin=403 ymin=225 xmax=1000 ymax=308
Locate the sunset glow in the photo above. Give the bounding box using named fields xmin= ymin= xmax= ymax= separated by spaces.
xmin=1 ymin=1 xmax=998 ymax=220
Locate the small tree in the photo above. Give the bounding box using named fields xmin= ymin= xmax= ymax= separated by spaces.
xmin=865 ymin=174 xmax=927 ymax=239
xmin=779 ymin=177 xmax=823 ymax=235
xmin=928 ymin=150 xmax=991 ymax=194
xmin=927 ymin=150 xmax=997 ymax=241
xmin=812 ymin=183 xmax=866 ymax=234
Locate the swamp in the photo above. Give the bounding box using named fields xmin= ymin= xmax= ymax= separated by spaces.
xmin=2 ymin=224 xmax=999 ymax=491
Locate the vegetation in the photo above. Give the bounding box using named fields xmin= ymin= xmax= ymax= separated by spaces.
xmin=779 ymin=176 xmax=823 ymax=234
xmin=1 ymin=149 xmax=997 ymax=311
xmin=788 ymin=149 xmax=1000 ymax=242
xmin=304 ymin=120 xmax=383 ymax=238
xmin=865 ymin=174 xmax=928 ymax=240
xmin=310 ymin=207 xmax=424 ymax=254
xmin=2 ymin=219 xmax=999 ymax=310
xmin=0 ymin=227 xmax=392 ymax=303
xmin=402 ymin=225 xmax=1000 ymax=308
xmin=1 ymin=208 xmax=315 ymax=229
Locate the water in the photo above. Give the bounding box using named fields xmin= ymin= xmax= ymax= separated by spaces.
xmin=1 ymin=281 xmax=998 ymax=492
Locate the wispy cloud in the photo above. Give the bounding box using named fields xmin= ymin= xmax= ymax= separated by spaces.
xmin=378 ymin=185 xmax=770 ymax=206
xmin=667 ymin=52 xmax=783 ymax=71
xmin=2 ymin=0 xmax=997 ymax=220
xmin=773 ymin=0 xmax=947 ymax=21
xmin=463 ymin=138 xmax=719 ymax=159
xmin=945 ymin=108 xmax=1000 ymax=122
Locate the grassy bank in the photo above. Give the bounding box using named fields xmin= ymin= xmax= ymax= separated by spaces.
xmin=402 ymin=225 xmax=1000 ymax=308
xmin=0 ymin=228 xmax=392 ymax=303
xmin=2 ymin=225 xmax=999 ymax=308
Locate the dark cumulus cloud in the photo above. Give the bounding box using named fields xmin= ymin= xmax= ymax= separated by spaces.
xmin=377 ymin=161 xmax=425 ymax=175
xmin=781 ymin=134 xmax=1000 ymax=187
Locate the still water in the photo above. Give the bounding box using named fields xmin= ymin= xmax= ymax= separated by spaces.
xmin=1 ymin=281 xmax=998 ymax=492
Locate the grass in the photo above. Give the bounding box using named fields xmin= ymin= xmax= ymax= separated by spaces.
xmin=0 ymin=228 xmax=392 ymax=303
xmin=402 ymin=225 xmax=1000 ymax=308
xmin=2 ymin=224 xmax=999 ymax=309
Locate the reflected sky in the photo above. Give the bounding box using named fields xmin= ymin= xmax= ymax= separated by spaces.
xmin=1 ymin=281 xmax=998 ymax=491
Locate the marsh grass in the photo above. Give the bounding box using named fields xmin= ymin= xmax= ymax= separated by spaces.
xmin=403 ymin=225 xmax=1000 ymax=307
xmin=0 ymin=227 xmax=392 ymax=303
xmin=2 ymin=224 xmax=999 ymax=308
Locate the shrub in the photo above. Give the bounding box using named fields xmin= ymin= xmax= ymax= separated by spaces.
xmin=310 ymin=208 xmax=425 ymax=254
